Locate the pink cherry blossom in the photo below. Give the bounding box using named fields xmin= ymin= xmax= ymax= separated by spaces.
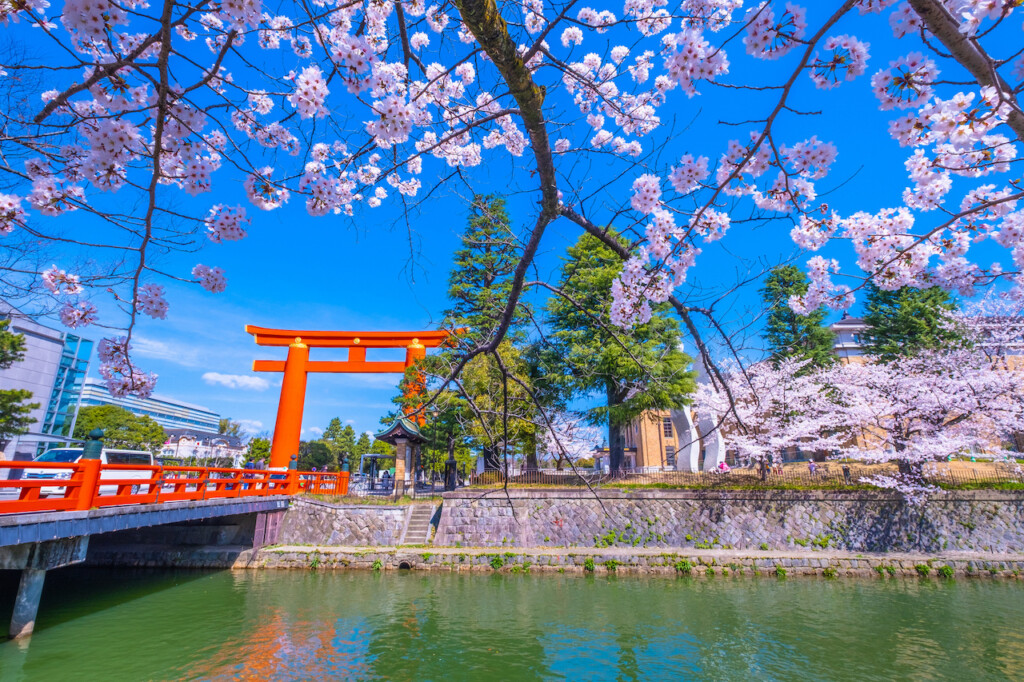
xmin=136 ymin=283 xmax=168 ymax=319
xmin=41 ymin=265 xmax=83 ymax=295
xmin=205 ymin=205 xmax=249 ymax=243
xmin=192 ymin=264 xmax=227 ymax=293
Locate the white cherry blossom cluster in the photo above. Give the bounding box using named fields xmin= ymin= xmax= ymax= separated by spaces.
xmin=288 ymin=65 xmax=330 ymax=119
xmin=192 ymin=265 xmax=228 ymax=293
xmin=809 ymin=35 xmax=870 ymax=89
xmin=136 ymin=284 xmax=169 ymax=319
xmin=205 ymin=205 xmax=249 ymax=243
xmin=59 ymin=301 xmax=98 ymax=329
xmin=98 ymin=337 xmax=157 ymax=398
xmin=42 ymin=265 xmax=82 ymax=295
xmin=743 ymin=2 xmax=807 ymax=60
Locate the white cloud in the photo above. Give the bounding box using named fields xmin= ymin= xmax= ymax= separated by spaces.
xmin=345 ymin=419 xmax=355 ymax=424
xmin=133 ymin=335 xmax=205 ymax=368
xmin=202 ymin=372 xmax=270 ymax=391
xmin=304 ymin=427 xmax=324 ymax=437
xmin=236 ymin=419 xmax=264 ymax=433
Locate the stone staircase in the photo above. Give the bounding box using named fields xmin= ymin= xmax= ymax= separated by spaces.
xmin=401 ymin=504 xmax=437 ymax=545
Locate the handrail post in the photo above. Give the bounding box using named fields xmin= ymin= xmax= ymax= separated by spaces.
xmin=74 ymin=459 xmax=101 ymax=511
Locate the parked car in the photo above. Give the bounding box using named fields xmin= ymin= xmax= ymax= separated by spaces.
xmin=24 ymin=448 xmax=156 ymax=496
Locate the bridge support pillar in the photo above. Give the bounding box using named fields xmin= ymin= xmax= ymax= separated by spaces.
xmin=10 ymin=569 xmax=45 ymax=639
xmin=1 ymin=536 xmax=89 ymax=639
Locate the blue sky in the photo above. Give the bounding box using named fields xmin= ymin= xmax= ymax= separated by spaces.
xmin=10 ymin=4 xmax=1020 ymax=441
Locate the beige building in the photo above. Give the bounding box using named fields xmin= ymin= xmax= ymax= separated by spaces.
xmin=593 ymin=411 xmax=682 ymax=471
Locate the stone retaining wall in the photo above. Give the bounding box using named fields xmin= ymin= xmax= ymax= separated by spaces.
xmin=249 ymin=545 xmax=1024 ymax=579
xmin=278 ymin=498 xmax=409 ymax=546
xmin=434 ymin=489 xmax=1024 ymax=553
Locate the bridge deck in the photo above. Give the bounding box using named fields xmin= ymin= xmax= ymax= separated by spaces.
xmin=0 ymin=497 xmax=291 ymax=548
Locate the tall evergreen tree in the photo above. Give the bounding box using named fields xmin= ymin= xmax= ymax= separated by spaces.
xmin=354 ymin=432 xmax=372 ymax=456
xmin=545 ymin=232 xmax=695 ymax=474
xmin=760 ymin=265 xmax=836 ymax=368
xmin=864 ymin=284 xmax=961 ymax=361
xmin=443 ymin=194 xmax=527 ymax=342
xmin=407 ymin=193 xmax=540 ymax=471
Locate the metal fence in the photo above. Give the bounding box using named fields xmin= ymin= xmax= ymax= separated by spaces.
xmin=464 ymin=461 xmax=1024 ymax=490
xmin=345 ymin=472 xmax=449 ymax=499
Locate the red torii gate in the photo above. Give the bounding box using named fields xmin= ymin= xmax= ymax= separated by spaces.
xmin=246 ymin=326 xmax=451 ymax=469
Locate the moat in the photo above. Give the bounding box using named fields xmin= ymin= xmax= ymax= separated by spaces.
xmin=2 ymin=569 xmax=1023 ymax=680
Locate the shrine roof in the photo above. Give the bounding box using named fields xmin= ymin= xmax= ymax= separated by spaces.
xmin=373 ymin=418 xmax=425 ymax=445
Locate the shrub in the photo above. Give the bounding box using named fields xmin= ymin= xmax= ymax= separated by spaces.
xmin=705 ymin=566 xmax=715 ymax=577
xmin=371 ymin=559 xmax=383 ymax=571
xmin=822 ymin=566 xmax=837 ymax=578
xmin=775 ymin=566 xmax=787 ymax=578
xmin=490 ymin=555 xmax=505 ymax=571
xmin=937 ymin=565 xmax=954 ymax=579
xmin=675 ymin=559 xmax=694 ymax=574
xmin=583 ymin=557 xmax=595 ymax=573
xmin=915 ymin=564 xmax=931 ymax=577
xmin=759 ymin=542 xmax=769 ymax=551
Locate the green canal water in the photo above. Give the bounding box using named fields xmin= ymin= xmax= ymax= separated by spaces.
xmin=2 ymin=569 xmax=1023 ymax=680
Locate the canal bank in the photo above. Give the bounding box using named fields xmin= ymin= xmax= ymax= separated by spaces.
xmin=75 ymin=490 xmax=1024 ymax=578
xmin=244 ymin=544 xmax=1024 ymax=578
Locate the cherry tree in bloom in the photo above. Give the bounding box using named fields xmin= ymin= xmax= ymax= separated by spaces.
xmin=694 ymin=357 xmax=845 ymax=464
xmin=539 ymin=413 xmax=604 ymax=468
xmin=700 ymin=306 xmax=1024 ymax=493
xmin=0 ymin=0 xmax=1021 ymax=402
xmin=821 ymin=344 xmax=1024 ymax=480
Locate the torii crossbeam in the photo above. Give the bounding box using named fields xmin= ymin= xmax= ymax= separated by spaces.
xmin=246 ymin=326 xmax=451 ymax=468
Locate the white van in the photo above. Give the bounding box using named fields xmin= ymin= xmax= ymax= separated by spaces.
xmin=24 ymin=448 xmax=156 ymax=496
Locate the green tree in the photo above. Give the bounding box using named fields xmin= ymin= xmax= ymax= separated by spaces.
xmin=218 ymin=418 xmax=243 ymax=437
xmin=369 ymin=438 xmax=395 ymax=456
xmin=322 ymin=418 xmax=358 ymax=469
xmin=73 ymin=405 xmax=166 ymax=453
xmin=0 ymin=318 xmax=38 ymax=450
xmin=0 ymin=390 xmax=38 ymax=450
xmin=355 ymin=432 xmax=372 ymax=456
xmin=443 ymin=194 xmax=527 ymax=343
xmin=545 ymin=232 xmax=696 ymax=474
xmin=426 ymin=194 xmax=540 ymax=470
xmin=245 ymin=437 xmax=271 ymax=465
xmin=760 ymin=265 xmax=836 ymax=368
xmin=864 ymin=284 xmax=961 ymax=361
xmin=0 ymin=318 xmax=28 ymax=370
xmin=298 ymin=440 xmax=336 ymax=471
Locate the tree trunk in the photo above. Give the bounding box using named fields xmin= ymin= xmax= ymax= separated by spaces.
xmin=483 ymin=445 xmax=502 ymax=471
xmin=523 ymin=428 xmax=539 ymax=472
xmin=607 ymin=382 xmax=626 ymax=476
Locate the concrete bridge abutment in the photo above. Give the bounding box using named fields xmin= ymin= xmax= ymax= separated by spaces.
xmin=0 ymin=536 xmax=89 ymax=638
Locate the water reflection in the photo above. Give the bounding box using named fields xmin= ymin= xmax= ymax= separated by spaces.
xmin=1 ymin=570 xmax=1023 ymax=680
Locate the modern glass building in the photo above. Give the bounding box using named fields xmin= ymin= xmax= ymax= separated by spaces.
xmin=0 ymin=302 xmax=93 ymax=461
xmin=45 ymin=334 xmax=93 ymax=438
xmin=79 ymin=378 xmax=221 ymax=432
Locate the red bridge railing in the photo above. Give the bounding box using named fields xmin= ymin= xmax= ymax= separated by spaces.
xmin=0 ymin=461 xmax=349 ymax=515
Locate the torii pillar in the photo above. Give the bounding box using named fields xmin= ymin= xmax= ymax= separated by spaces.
xmin=246 ymin=327 xmax=450 ymax=469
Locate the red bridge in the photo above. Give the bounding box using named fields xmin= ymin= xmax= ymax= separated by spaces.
xmin=0 ymin=460 xmax=348 ymax=515
xmin=0 ymin=460 xmax=348 ymax=640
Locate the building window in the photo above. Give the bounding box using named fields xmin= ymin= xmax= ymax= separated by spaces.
xmin=665 ymin=445 xmax=675 ymax=467
xmin=663 ymin=417 xmax=672 ymax=438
